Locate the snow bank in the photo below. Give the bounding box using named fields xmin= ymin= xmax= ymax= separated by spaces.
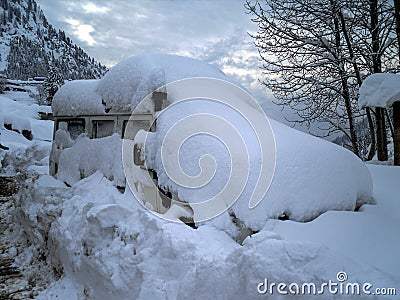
xmin=30 ymin=119 xmax=54 ymax=141
xmin=266 ymin=164 xmax=400 ymax=283
xmin=359 ymin=73 xmax=400 ymax=108
xmin=0 ymin=93 xmax=53 ymax=163
xmin=52 ymin=80 xmax=104 ymax=117
xmin=0 ymin=94 xmax=53 ymax=140
xmin=3 ymin=114 xmax=31 ymax=132
xmin=0 ymin=94 xmax=40 ymax=120
xmin=57 ymin=133 xmax=125 ymax=187
xmin=1 ymin=94 xmax=35 ymax=133
xmin=29 ymin=173 xmax=393 ymax=300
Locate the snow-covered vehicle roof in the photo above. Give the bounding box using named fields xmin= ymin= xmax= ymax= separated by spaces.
xmin=359 ymin=73 xmax=400 ymax=108
xmin=52 ymin=53 xmax=236 ymax=116
xmin=52 ymin=79 xmax=105 ymax=116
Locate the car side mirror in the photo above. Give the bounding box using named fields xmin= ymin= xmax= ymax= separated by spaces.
xmin=134 ymin=142 xmax=145 ymax=166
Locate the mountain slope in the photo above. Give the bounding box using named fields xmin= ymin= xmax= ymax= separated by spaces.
xmin=0 ymin=0 xmax=107 ymax=80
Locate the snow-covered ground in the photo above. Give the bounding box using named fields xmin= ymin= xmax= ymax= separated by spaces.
xmin=1 ymin=85 xmax=399 ymax=299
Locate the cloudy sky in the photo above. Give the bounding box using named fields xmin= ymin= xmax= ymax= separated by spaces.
xmin=35 ymin=0 xmax=291 ymax=123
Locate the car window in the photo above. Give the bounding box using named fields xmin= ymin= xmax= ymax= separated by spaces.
xmin=92 ymin=120 xmax=115 ymax=138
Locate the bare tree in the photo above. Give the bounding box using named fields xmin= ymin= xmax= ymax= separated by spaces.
xmin=369 ymin=0 xmax=388 ymax=161
xmin=245 ymin=0 xmax=361 ymax=156
xmin=393 ymin=0 xmax=400 ymax=165
xmin=350 ymin=0 xmax=397 ymax=161
xmin=246 ymin=0 xmax=397 ymax=160
xmin=335 ymin=7 xmax=376 ymax=159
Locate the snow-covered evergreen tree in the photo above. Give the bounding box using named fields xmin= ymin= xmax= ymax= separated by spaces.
xmin=0 ymin=73 xmax=6 ymax=93
xmin=43 ymin=66 xmax=63 ymax=104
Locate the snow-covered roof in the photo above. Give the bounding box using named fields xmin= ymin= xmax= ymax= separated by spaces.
xmin=359 ymin=73 xmax=400 ymax=108
xmin=97 ymin=53 xmax=233 ymax=112
xmin=52 ymin=54 xmax=235 ymax=116
xmin=52 ymin=80 xmax=104 ymax=116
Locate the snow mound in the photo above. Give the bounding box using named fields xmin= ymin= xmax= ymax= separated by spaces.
xmin=4 ymin=114 xmax=31 ymax=132
xmin=57 ymin=134 xmax=125 ymax=187
xmin=30 ymin=173 xmax=393 ymax=300
xmin=52 ymin=54 xmax=234 ymax=116
xmin=1 ymin=94 xmax=37 ymax=134
xmin=236 ymin=119 xmax=373 ymax=225
xmin=144 ymin=99 xmax=373 ymax=228
xmin=52 ymin=80 xmax=104 ymax=117
xmin=359 ymin=73 xmax=400 ymax=108
xmin=96 ymin=53 xmax=234 ymax=112
xmin=0 ymin=93 xmax=53 ymax=163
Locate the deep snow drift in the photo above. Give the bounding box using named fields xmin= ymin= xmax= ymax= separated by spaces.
xmin=56 ymin=134 xmax=125 ymax=187
xmin=144 ymin=96 xmax=373 ymax=227
xmin=27 ymin=167 xmax=397 ymax=299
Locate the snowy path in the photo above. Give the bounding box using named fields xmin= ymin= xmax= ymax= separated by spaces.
xmin=0 ymin=174 xmax=54 ymax=300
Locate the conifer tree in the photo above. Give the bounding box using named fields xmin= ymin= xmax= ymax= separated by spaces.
xmin=43 ymin=65 xmax=64 ymax=105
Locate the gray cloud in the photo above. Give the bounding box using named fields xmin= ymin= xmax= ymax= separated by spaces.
xmin=36 ymin=0 xmax=255 ymax=64
xmin=35 ymin=0 xmax=295 ymax=125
